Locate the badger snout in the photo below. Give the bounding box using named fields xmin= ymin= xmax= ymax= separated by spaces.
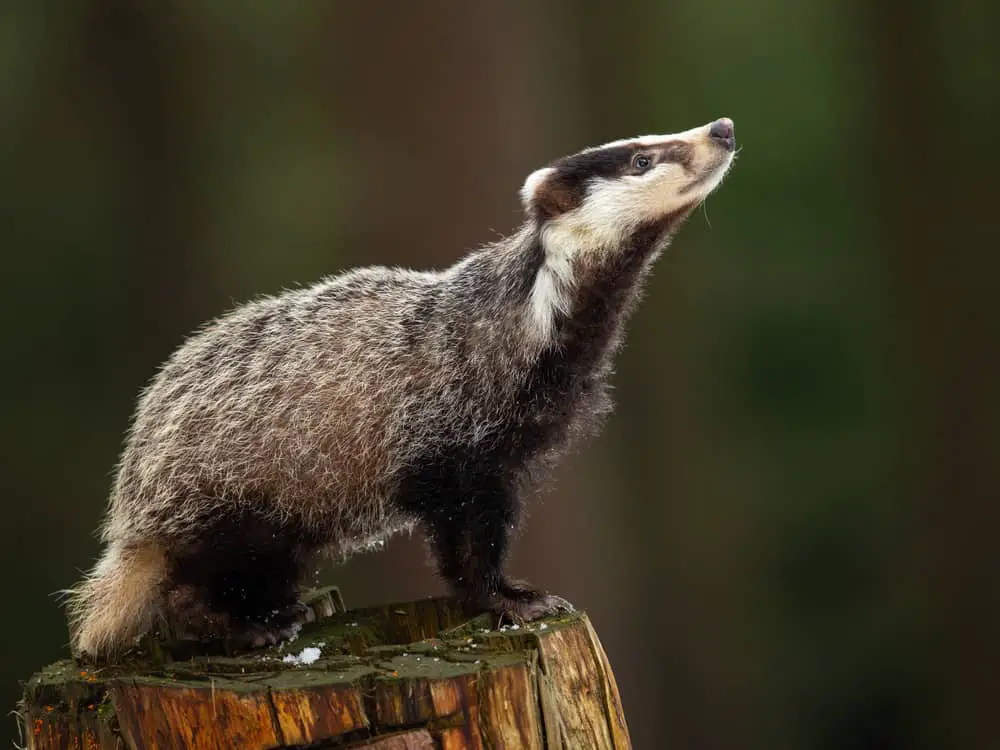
xmin=708 ymin=117 xmax=735 ymax=152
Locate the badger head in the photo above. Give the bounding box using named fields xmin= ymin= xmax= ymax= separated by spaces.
xmin=521 ymin=118 xmax=736 ymax=250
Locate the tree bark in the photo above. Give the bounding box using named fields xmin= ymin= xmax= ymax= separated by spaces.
xmin=21 ymin=589 xmax=630 ymax=749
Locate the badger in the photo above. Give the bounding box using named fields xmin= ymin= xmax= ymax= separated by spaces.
xmin=66 ymin=117 xmax=737 ymax=661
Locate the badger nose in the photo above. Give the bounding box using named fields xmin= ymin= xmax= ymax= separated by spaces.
xmin=709 ymin=118 xmax=735 ymax=151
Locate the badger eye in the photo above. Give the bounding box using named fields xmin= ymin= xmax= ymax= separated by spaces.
xmin=632 ymin=154 xmax=652 ymax=172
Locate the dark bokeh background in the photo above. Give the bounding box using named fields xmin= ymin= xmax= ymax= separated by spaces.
xmin=3 ymin=1 xmax=998 ymax=748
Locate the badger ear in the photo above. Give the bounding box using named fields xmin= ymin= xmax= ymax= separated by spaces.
xmin=520 ymin=166 xmax=579 ymax=219
xmin=520 ymin=166 xmax=556 ymax=211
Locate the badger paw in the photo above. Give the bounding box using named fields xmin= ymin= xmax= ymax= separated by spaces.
xmin=235 ymin=601 xmax=317 ymax=649
xmin=165 ymin=586 xmax=316 ymax=653
xmin=483 ymin=580 xmax=576 ymax=625
xmin=230 ymin=621 xmax=301 ymax=650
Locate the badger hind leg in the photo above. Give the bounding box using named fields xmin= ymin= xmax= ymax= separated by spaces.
xmin=65 ymin=541 xmax=168 ymax=662
xmin=162 ymin=510 xmax=317 ymax=651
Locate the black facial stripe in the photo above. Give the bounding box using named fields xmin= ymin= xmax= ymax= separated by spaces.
xmin=554 ymin=145 xmax=635 ymax=182
xmin=532 ymin=145 xmax=637 ymax=219
xmin=656 ymin=140 xmax=693 ymax=170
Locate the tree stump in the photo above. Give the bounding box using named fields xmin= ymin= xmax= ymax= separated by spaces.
xmin=19 ymin=588 xmax=631 ymax=749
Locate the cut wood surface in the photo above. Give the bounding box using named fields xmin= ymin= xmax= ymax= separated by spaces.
xmin=20 ymin=588 xmax=631 ymax=749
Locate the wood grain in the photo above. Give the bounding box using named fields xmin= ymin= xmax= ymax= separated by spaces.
xmin=21 ymin=588 xmax=631 ymax=749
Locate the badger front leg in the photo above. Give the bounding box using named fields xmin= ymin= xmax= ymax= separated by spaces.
xmin=422 ymin=479 xmax=574 ymax=622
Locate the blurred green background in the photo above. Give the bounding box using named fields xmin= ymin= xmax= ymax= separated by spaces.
xmin=3 ymin=1 xmax=998 ymax=748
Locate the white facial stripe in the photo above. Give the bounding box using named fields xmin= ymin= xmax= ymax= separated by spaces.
xmin=580 ymin=123 xmax=711 ymax=153
xmin=559 ymin=167 xmax=691 ymax=247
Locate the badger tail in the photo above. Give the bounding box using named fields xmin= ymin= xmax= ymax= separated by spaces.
xmin=63 ymin=541 xmax=167 ymax=660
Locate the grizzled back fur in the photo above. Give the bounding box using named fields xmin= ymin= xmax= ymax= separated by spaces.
xmin=103 ymin=227 xmax=621 ymax=552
